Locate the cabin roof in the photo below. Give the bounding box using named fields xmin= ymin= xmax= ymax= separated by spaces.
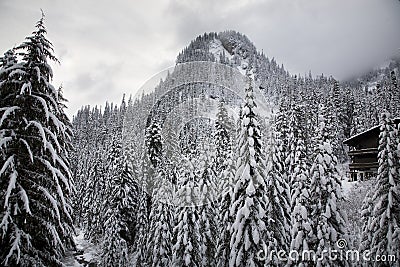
xmin=344 ymin=118 xmax=400 ymax=147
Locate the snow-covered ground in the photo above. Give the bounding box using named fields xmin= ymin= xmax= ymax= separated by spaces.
xmin=339 ymin=177 xmax=374 ymax=248
xmin=209 ymin=38 xmax=233 ymax=63
xmin=62 ymin=229 xmax=99 ymax=267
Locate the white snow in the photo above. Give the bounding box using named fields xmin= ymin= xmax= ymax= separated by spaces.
xmin=0 ymin=136 xmax=12 ymax=150
xmin=18 ymin=185 xmax=31 ymax=214
xmin=341 ymin=179 xmax=357 ymax=199
xmin=39 ymin=185 xmax=61 ymax=223
xmin=26 ymin=121 xmax=47 ymax=150
xmin=32 ymin=95 xmax=49 ymax=121
xmin=208 ymin=38 xmax=234 ymax=63
xmin=20 ymin=139 xmax=33 ymax=163
xmin=0 ymin=106 xmax=19 ymax=127
xmin=62 ymin=229 xmax=100 ymax=267
xmin=20 ymin=82 xmax=32 ymax=95
xmin=2 ymin=156 xmax=16 ymax=207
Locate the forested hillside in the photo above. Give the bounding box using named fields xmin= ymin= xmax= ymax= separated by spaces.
xmin=70 ymin=31 xmax=400 ymax=266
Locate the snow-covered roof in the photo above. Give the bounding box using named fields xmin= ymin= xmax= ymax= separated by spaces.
xmin=344 ymin=117 xmax=400 ymax=145
xmin=343 ymin=125 xmax=379 ymax=145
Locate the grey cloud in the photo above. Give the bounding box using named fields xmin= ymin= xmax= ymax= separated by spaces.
xmin=1 ymin=0 xmax=400 ymax=118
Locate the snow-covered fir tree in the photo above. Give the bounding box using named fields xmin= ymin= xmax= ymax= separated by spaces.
xmin=359 ymin=188 xmax=374 ymax=256
xmin=308 ymin=104 xmax=349 ymax=266
xmin=360 ymin=112 xmax=400 ymax=265
xmin=0 ymin=15 xmax=75 ymax=266
xmin=100 ymin=211 xmax=129 ymax=267
xmin=100 ymin=133 xmax=137 ymax=266
xmin=215 ymin=158 xmax=235 ymax=267
xmin=286 ymin=103 xmax=313 ymax=266
xmin=215 ymin=105 xmax=242 ymax=267
xmin=145 ymin=118 xmax=174 ymax=267
xmin=197 ymin=151 xmax=218 ymax=267
xmin=214 ymin=100 xmax=233 ymax=174
xmin=172 ymin=158 xmax=202 ymax=267
xmin=229 ymin=79 xmax=268 ymax=267
xmin=262 ymin=116 xmax=291 ymax=266
xmin=146 ymin=120 xmax=163 ymax=168
xmin=82 ymin=148 xmax=108 ymax=242
xmin=132 ymin=185 xmax=150 ymax=265
xmin=146 ymin=170 xmax=174 ymax=267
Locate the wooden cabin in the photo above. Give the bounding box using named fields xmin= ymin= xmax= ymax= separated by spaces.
xmin=344 ymin=118 xmax=400 ymax=181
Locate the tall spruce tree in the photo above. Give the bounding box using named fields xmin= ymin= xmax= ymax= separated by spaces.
xmin=287 ymin=103 xmax=313 ymax=266
xmin=359 ymin=189 xmax=374 ymax=256
xmin=100 ymin=135 xmax=135 ymax=266
xmin=146 ymin=120 xmax=174 ymax=267
xmin=198 ymin=152 xmax=218 ymax=267
xmin=263 ymin=117 xmax=291 ymax=266
xmin=360 ymin=112 xmax=400 ymax=264
xmin=309 ymin=105 xmax=349 ymax=266
xmin=215 ymin=105 xmax=242 ymax=267
xmin=215 ymin=159 xmax=235 ymax=267
xmin=172 ymin=158 xmax=202 ymax=267
xmin=146 ymin=175 xmax=174 ymax=267
xmin=214 ymin=100 xmax=233 ymax=175
xmin=0 ymin=15 xmax=75 ymax=266
xmin=229 ymin=79 xmax=267 ymax=266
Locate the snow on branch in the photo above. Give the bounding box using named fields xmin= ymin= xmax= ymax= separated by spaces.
xmin=20 ymin=139 xmax=34 ymax=163
xmin=1 ymin=155 xmax=17 ymax=207
xmin=48 ymin=112 xmax=65 ymax=134
xmin=26 ymin=120 xmax=47 ymax=150
xmin=44 ymin=127 xmax=61 ymax=151
xmin=40 ymin=158 xmax=71 ymax=193
xmin=20 ymin=81 xmax=32 ymax=95
xmin=0 ymin=106 xmax=20 ymax=127
xmin=45 ymin=222 xmax=64 ymax=252
xmin=4 ymin=228 xmax=21 ymax=265
xmin=4 ymin=171 xmax=18 ymax=209
xmin=18 ymin=184 xmax=31 ymax=215
xmin=31 ymin=95 xmax=49 ymax=121
xmin=38 ymin=185 xmax=61 ymax=224
xmin=0 ymin=136 xmax=13 ymax=150
xmin=0 ymin=207 xmax=11 ymax=237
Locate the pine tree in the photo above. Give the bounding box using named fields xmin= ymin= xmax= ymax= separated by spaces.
xmin=229 ymin=79 xmax=267 ymax=266
xmin=215 ymin=105 xmax=241 ymax=267
xmin=146 ymin=177 xmax=174 ymax=267
xmin=100 ymin=211 xmax=129 ymax=267
xmin=100 ymin=134 xmax=136 ymax=266
xmin=82 ymin=148 xmax=107 ymax=242
xmin=215 ymin=159 xmax=235 ymax=267
xmin=172 ymin=158 xmax=202 ymax=267
xmin=263 ymin=117 xmax=291 ymax=266
xmin=132 ymin=187 xmax=150 ymax=265
xmin=146 ymin=122 xmax=174 ymax=267
xmin=197 ymin=152 xmax=218 ymax=267
xmin=146 ymin=121 xmax=163 ymax=168
xmin=275 ymin=93 xmax=290 ymax=185
xmin=286 ymin=103 xmax=313 ymax=266
xmin=309 ymin=105 xmax=349 ymax=266
xmin=360 ymin=112 xmax=400 ymax=264
xmin=0 ymin=15 xmax=75 ymax=266
xmin=390 ymin=70 xmax=399 ymax=116
xmin=359 ymin=189 xmax=374 ymax=254
xmin=214 ymin=100 xmax=233 ymax=175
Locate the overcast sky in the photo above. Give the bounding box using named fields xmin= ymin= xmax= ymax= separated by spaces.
xmin=1 ymin=0 xmax=400 ymax=117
